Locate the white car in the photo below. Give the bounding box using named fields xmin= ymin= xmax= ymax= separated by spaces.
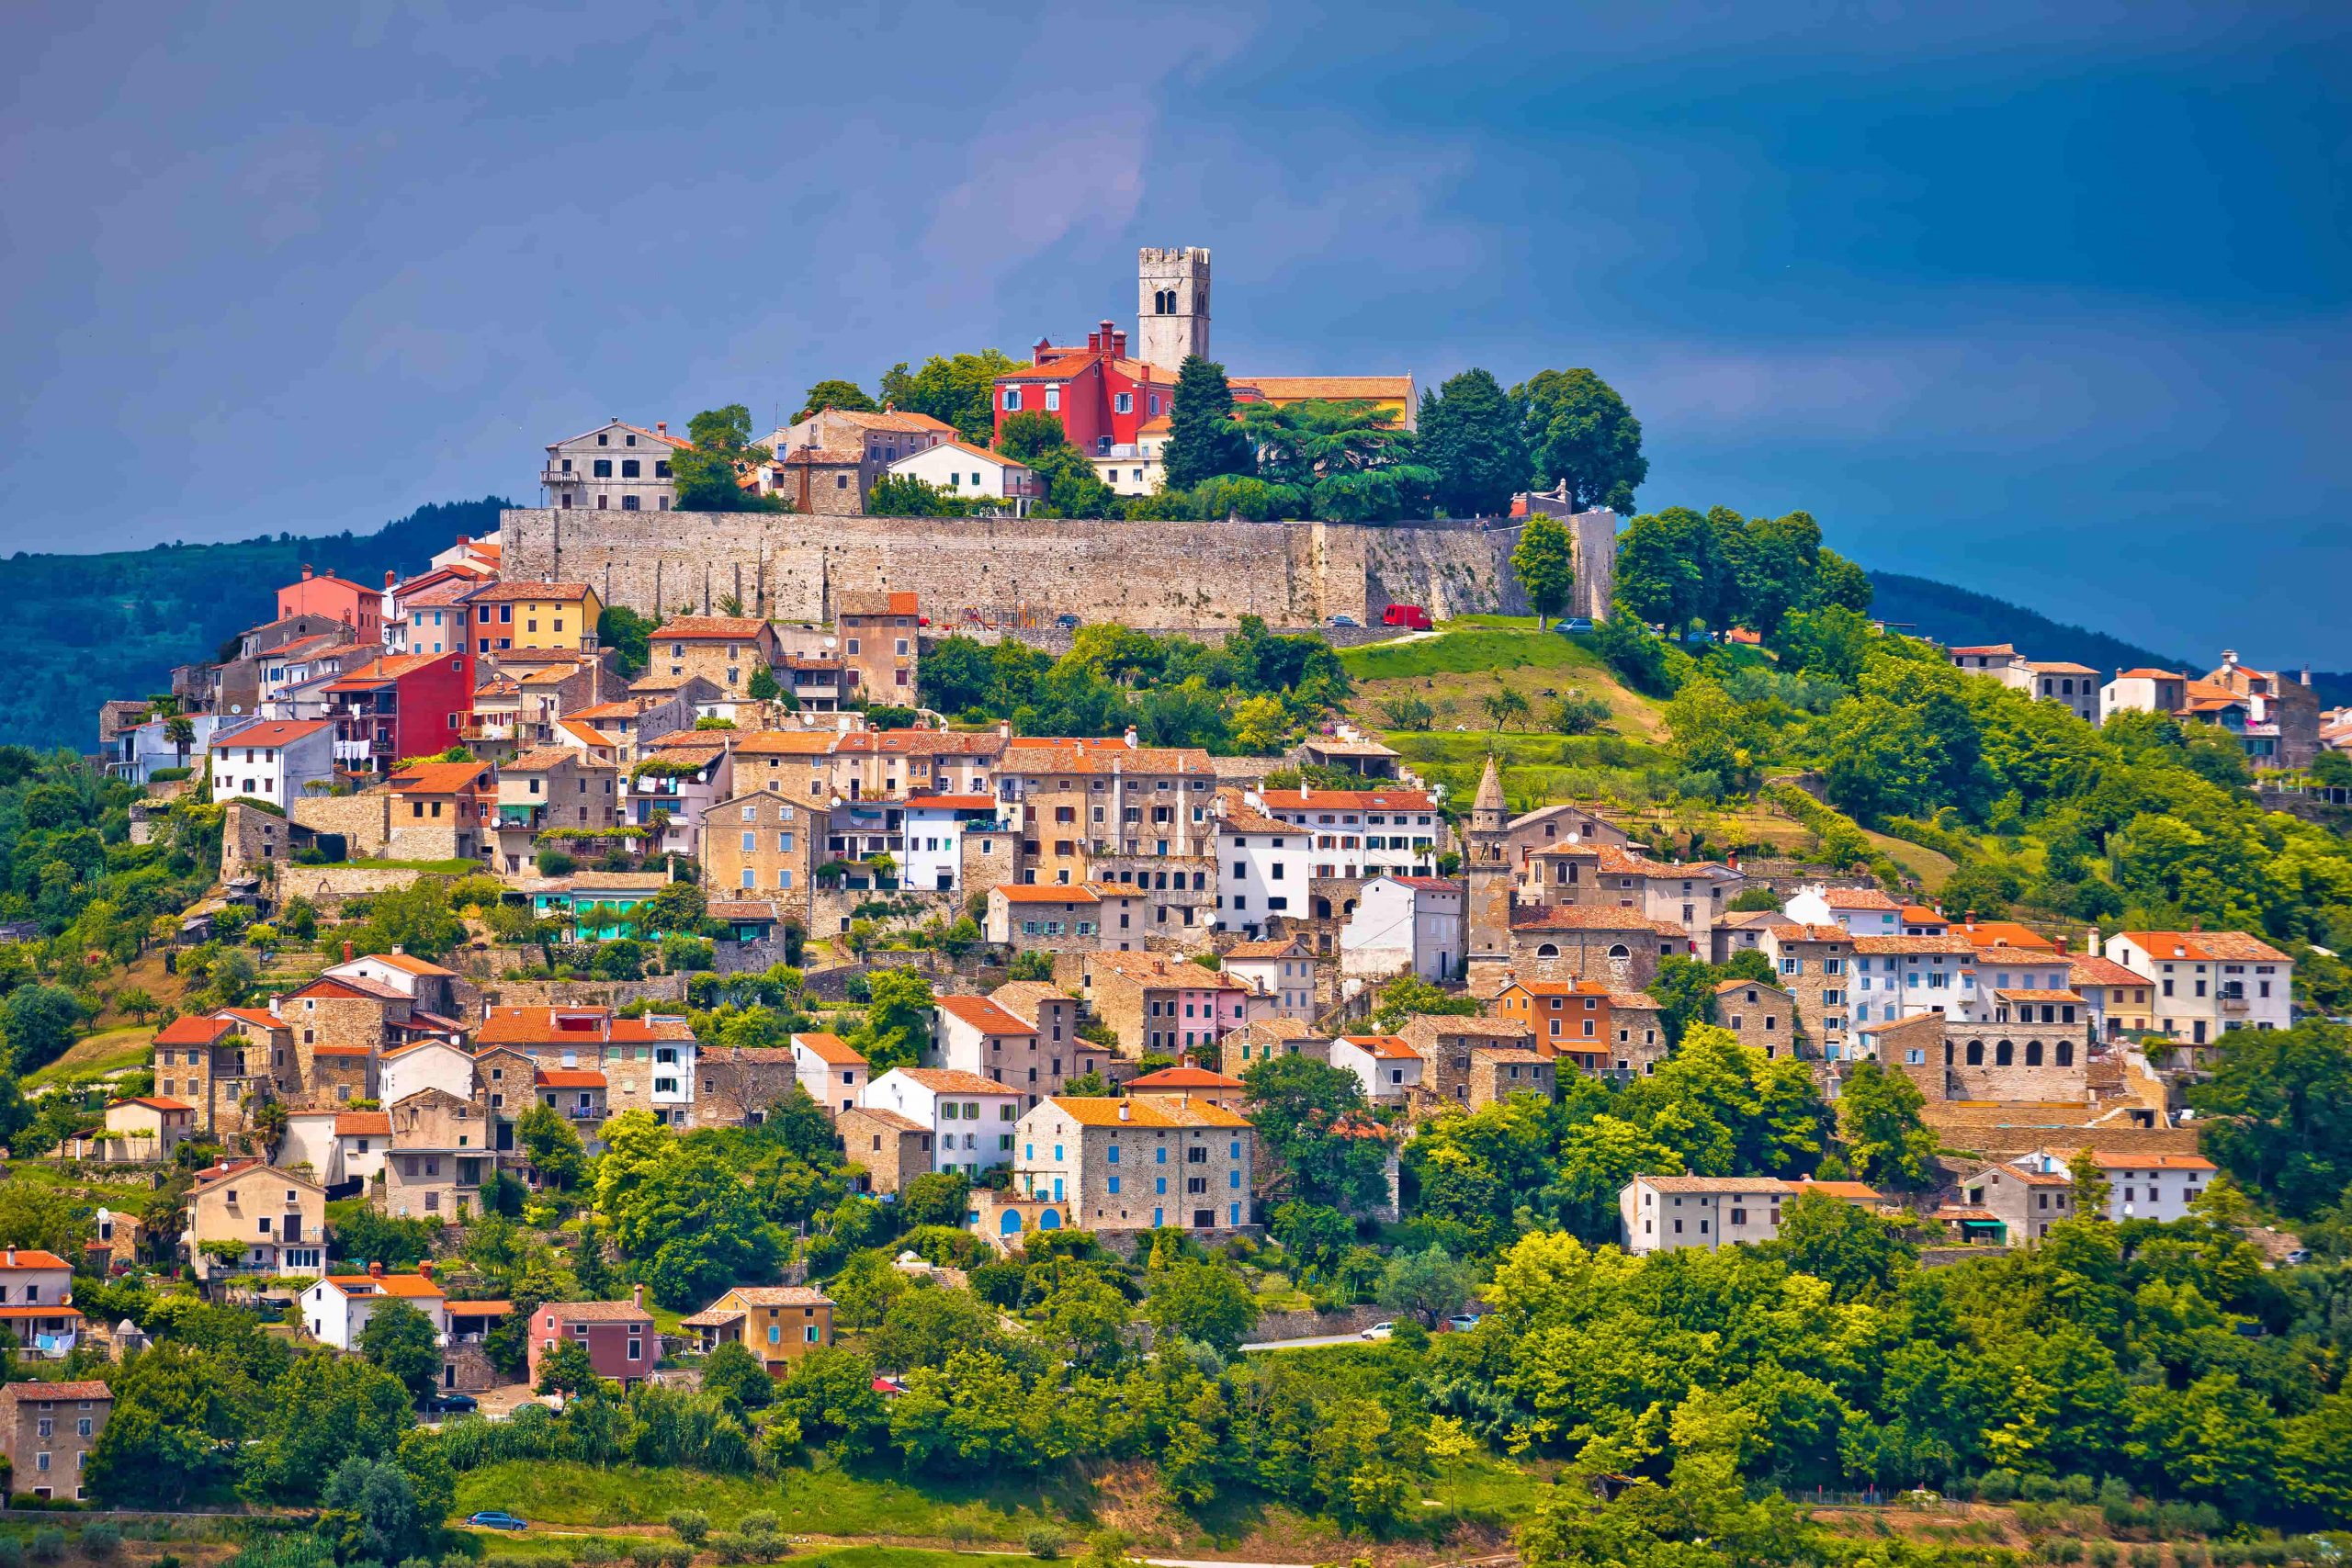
xmin=1360 ymin=1321 xmax=1394 ymax=1340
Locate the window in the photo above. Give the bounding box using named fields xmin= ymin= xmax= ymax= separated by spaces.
xmin=1044 ymin=386 xmax=1060 ymax=412
xmin=1004 ymin=389 xmax=1022 ymax=411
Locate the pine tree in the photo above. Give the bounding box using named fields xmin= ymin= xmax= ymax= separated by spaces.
xmin=1162 ymin=355 xmax=1254 ymax=491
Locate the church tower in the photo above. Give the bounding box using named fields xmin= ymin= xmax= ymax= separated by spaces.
xmin=1137 ymin=246 xmax=1212 ymax=370
xmin=1464 ymin=753 xmax=1515 ymax=968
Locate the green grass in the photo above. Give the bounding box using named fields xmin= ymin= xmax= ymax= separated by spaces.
xmin=1385 ymin=728 xmax=1679 ymax=813
xmin=1339 ymin=625 xmax=1603 ymax=683
xmin=340 ymin=856 xmax=483 ymax=874
xmin=453 ymin=1462 xmax=1088 ymax=1540
xmin=27 ymin=1024 xmax=155 ymax=1089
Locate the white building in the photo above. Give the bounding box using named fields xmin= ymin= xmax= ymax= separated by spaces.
xmin=206 ymin=719 xmax=334 ymax=807
xmin=2100 ymin=669 xmax=2189 ymax=726
xmin=1256 ymin=787 xmax=1445 ymax=880
xmin=1782 ymin=885 xmax=1902 ymax=937
xmin=378 ymin=1039 xmax=477 ymax=1109
xmin=299 ymin=1267 xmax=449 ymax=1351
xmin=1214 ymin=794 xmax=1313 ymax=935
xmin=277 ymin=1110 xmax=390 ymax=1189
xmin=1329 ymin=1034 xmax=1423 ymax=1103
xmin=903 ymin=795 xmax=1000 ymax=892
xmin=1218 ymin=937 xmax=1318 ymax=1021
xmin=1620 ymin=1175 xmax=1797 ymax=1255
xmin=1340 ymin=875 xmax=1464 ymax=984
xmin=2008 ymin=1148 xmax=2217 ymax=1224
xmin=885 ymin=440 xmax=1039 ymax=513
xmin=861 ymin=1067 xmax=1023 ymax=1179
xmin=541 ymin=419 xmax=687 ymax=513
xmin=1091 ymin=415 xmax=1171 ymax=497
xmin=105 ymin=712 xmax=250 ymax=785
xmin=790 ymin=1032 xmax=866 ymax=1116
xmin=2103 ymin=930 xmax=2293 ymax=1044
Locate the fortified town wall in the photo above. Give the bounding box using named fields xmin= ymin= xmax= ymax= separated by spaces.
xmin=497 ymin=510 xmax=1612 ymax=630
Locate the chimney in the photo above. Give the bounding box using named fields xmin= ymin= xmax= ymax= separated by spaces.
xmin=2054 ymin=934 xmax=2068 ymax=955
xmin=1111 ymin=329 xmax=1127 ymax=358
xmin=2086 ymin=925 xmax=2099 ymax=956
xmin=417 ymin=1258 xmax=435 ymax=1279
xmin=457 ymin=536 xmax=469 ymax=549
xmin=655 ymin=422 xmax=667 ymax=436
xmin=2190 ymin=919 xmax=2201 ymax=932
xmin=1099 ymin=319 xmax=1115 ymax=354
xmin=1035 ymin=335 xmax=1052 ymax=359
xmin=5 ymin=1249 xmax=12 ymax=1267
xmin=368 ymin=1260 xmax=384 ymax=1278
xmin=1965 ymin=910 xmax=1976 ymax=929
xmin=2222 ymin=649 xmax=2239 ymax=670
xmin=343 ymin=941 xmax=354 ymax=963
xmin=1118 ymin=1101 xmax=1130 ymax=1121
xmin=392 ymin=943 xmax=403 ymax=955
xmin=385 ymin=570 xmax=396 ymax=589
xmin=1123 ymin=726 xmax=1138 ymax=749
xmin=632 ymin=1283 xmax=646 ymax=1310
xmin=301 ymin=564 xmax=313 ymax=581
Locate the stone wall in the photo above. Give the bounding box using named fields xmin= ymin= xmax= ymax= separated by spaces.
xmin=293 ymin=795 xmax=392 ymax=858
xmin=220 ymin=802 xmax=294 ymax=877
xmin=281 ymin=865 xmax=427 ymax=908
xmin=502 ymin=509 xmax=1535 ymax=631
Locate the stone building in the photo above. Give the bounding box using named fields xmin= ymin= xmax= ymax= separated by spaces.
xmin=699 ymin=789 xmax=825 ymax=917
xmin=541 ymin=419 xmax=685 ymax=512
xmin=837 ymin=1107 xmax=933 ymax=1194
xmin=650 ymin=617 xmax=785 ymax=696
xmin=1012 ymin=1091 xmax=1253 ymax=1233
xmin=1757 ymin=924 xmax=1860 ymax=1062
xmin=0 ymin=1382 xmax=111 ymax=1499
xmin=837 ymin=591 xmax=921 ymax=704
xmin=680 ymin=1285 xmax=834 ymax=1374
xmin=1054 ymin=949 xmax=1250 ymax=1059
xmin=1713 ymin=978 xmax=1801 ymax=1057
xmin=380 ymin=1089 xmax=495 ymax=1223
xmin=1486 ymin=980 xmax=1667 ymax=1077
xmin=184 ymin=1159 xmax=327 ymax=1280
xmin=1477 ymin=906 xmax=1686 ymax=995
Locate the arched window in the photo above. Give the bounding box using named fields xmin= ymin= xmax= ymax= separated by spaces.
xmin=2026 ymin=1040 xmax=2044 ymax=1066
xmin=1607 ymin=943 xmax=1630 ymax=959
xmin=2057 ymin=1040 xmax=2075 ymax=1066
xmin=1965 ymin=1040 xmax=1984 ymax=1066
xmin=1996 ymin=1040 xmax=2015 ymax=1066
xmin=1536 ymin=943 xmax=1561 ymax=958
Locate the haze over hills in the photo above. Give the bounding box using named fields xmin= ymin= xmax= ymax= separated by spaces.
xmin=6 ymin=501 xmax=2342 ymax=750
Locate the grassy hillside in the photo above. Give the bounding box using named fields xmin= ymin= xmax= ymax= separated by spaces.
xmin=1 ymin=496 xmax=513 ymax=750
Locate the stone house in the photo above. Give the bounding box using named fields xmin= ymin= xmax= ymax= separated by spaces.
xmin=321 ymin=950 xmax=463 ymax=1018
xmin=934 ymin=994 xmax=1108 ymax=1111
xmin=535 ymin=1068 xmax=608 ymax=1130
xmin=527 ymin=1289 xmax=658 ymax=1390
xmin=385 ymin=759 xmax=497 ymax=863
xmin=836 ymin=590 xmax=922 ymax=704
xmin=651 ymin=617 xmax=785 ymax=696
xmin=693 ymin=1046 xmax=800 ymax=1128
xmin=540 ymin=419 xmax=687 ymax=512
xmin=1954 ymin=1160 xmax=2078 ymax=1245
xmin=1219 ymin=1016 xmax=1329 ymax=1076
xmin=826 ymin=727 xmax=1005 ymax=805
xmin=0 ymin=1382 xmax=111 ymax=1499
xmin=1395 ymin=1015 xmax=1536 ymax=1104
xmin=474 ymin=1007 xmax=698 ymax=1126
xmin=987 ymin=884 xmax=1147 ymax=953
xmin=1757 ymin=923 xmax=1859 ymax=1061
xmin=1519 ymin=841 xmax=1745 ymax=950
xmin=997 ymin=739 xmax=1220 ymax=887
xmin=698 ymin=789 xmax=826 ymax=918
xmin=1714 ymin=978 xmax=1800 ymax=1057
xmin=988 ymin=981 xmax=1095 ymax=1085
xmin=184 ymin=1159 xmax=327 ymax=1280
xmin=1012 ymin=1093 xmax=1254 ymax=1233
xmin=1621 ymin=1175 xmax=1798 ymax=1256
xmin=152 ymin=1011 xmax=269 ymax=1135
xmin=837 ymin=1107 xmax=932 ymax=1194
xmin=1053 ymin=949 xmax=1250 ymax=1059
xmin=1503 ymin=802 xmax=1634 ymax=867
xmin=1487 ymin=980 xmax=1666 ymax=1077
xmin=492 ymin=747 xmax=622 ymax=872
xmin=1464 ymin=1048 xmax=1556 ymax=1108
xmin=1484 ymin=905 xmax=1685 ymax=995
xmin=680 ymin=1285 xmax=834 ymax=1373
xmin=380 ymin=1089 xmax=494 ymax=1223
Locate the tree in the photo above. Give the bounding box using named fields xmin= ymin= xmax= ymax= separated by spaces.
xmin=1161 ymin=356 xmax=1255 ymax=490
xmin=1510 ymin=514 xmax=1576 ymax=628
xmin=1375 ymin=1246 xmax=1476 ymax=1325
xmin=1145 ymin=1259 xmax=1258 ymax=1354
xmin=1038 ymin=1273 xmax=1134 ymax=1368
xmin=797 ymin=379 xmax=877 ymax=419
xmin=1613 ymin=507 xmax=1710 ymax=632
xmin=1420 ymin=368 xmax=1530 ymax=517
xmin=318 ymin=1455 xmax=430 ymax=1568
xmin=1514 ymin=367 xmax=1647 ymax=513
xmin=2069 ymin=1147 xmax=2113 ymax=1217
xmin=358 ymin=1299 xmax=441 ymax=1399
xmin=878 ymin=351 xmax=1021 ymax=445
xmin=1240 ymin=1054 xmax=1393 ymax=1211
xmin=1372 ymin=974 xmax=1479 ymax=1032
xmin=244 ymin=1350 xmax=414 ymax=1504
xmin=2188 ymin=1021 xmax=2352 ymax=1217
xmin=672 ymin=403 xmax=787 ymax=513
xmin=605 ymin=1143 xmax=782 ymax=1306
xmin=700 ymin=1341 xmax=775 ymax=1414
xmin=86 ymin=1343 xmax=255 ymax=1506
xmin=867 ymin=473 xmax=969 ymax=517
xmin=995 ymin=412 xmax=1118 ymax=518
xmin=598 ymin=606 xmax=657 ymax=677
xmin=747 ymin=664 xmax=781 ymax=702
xmin=1764 ymin=1189 xmax=1914 ymax=1298
xmin=535 ymin=1337 xmax=601 ymax=1397
xmin=1663 ymin=679 xmax=1764 ymax=793
xmin=901 ymin=1169 xmax=970 ymax=1228
xmin=1835 ymin=1061 xmax=1939 ymax=1188
xmin=852 ymin=968 xmax=934 ymax=1073
xmin=164 ymin=715 xmax=197 ymax=770
xmin=4 ymin=984 xmax=80 ymax=1074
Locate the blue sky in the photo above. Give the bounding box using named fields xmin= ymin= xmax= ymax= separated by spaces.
xmin=6 ymin=2 xmax=2346 ymax=661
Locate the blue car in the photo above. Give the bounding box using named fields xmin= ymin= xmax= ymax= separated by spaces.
xmin=467 ymin=1512 xmax=529 ymax=1531
xmin=1555 ymin=617 xmax=1595 ymax=635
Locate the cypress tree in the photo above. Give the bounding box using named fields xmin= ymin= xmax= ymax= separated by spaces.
xmin=1162 ymin=355 xmax=1255 ymax=491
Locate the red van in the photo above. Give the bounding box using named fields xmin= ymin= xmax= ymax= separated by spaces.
xmin=1381 ymin=604 xmax=1432 ymax=631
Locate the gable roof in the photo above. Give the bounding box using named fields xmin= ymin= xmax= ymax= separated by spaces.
xmin=656 ymin=616 xmax=772 ymax=641
xmin=461 ymin=581 xmax=594 ymax=604
xmin=936 ymin=996 xmax=1035 ymax=1036
xmin=791 ymin=1032 xmax=865 ymax=1066
xmin=882 ymin=1067 xmax=1017 ymax=1096
xmin=1127 ymin=1066 xmax=1245 ymax=1089
xmin=389 ymin=761 xmax=494 ymax=795
xmin=1036 ymin=1095 xmax=1250 ymax=1129
xmin=2114 ymin=931 xmax=2293 ymax=964
xmin=1337 ymin=1034 xmax=1419 ymax=1060
xmin=154 ymin=1014 xmax=237 ymax=1046
xmin=215 ymin=719 xmax=331 ymax=749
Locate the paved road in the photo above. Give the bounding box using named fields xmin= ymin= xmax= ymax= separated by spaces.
xmin=1238 ymin=1329 xmax=1378 ymax=1352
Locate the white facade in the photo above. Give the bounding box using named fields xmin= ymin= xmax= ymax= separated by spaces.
xmin=299 ymin=1273 xmax=448 ymax=1351
xmin=106 ymin=713 xmax=247 ymax=784
xmin=1620 ymin=1176 xmax=1795 ymax=1256
xmin=277 ymin=1111 xmax=390 ymax=1188
xmin=2008 ymin=1149 xmax=2217 ymax=1224
xmin=1340 ymin=876 xmax=1464 ymax=984
xmin=861 ymin=1067 xmax=1022 ymax=1178
xmin=207 ymin=720 xmax=334 ymax=807
xmin=887 ymin=441 xmax=1037 ymax=512
xmin=1219 ymin=944 xmax=1317 ymax=1021
xmin=379 ymin=1041 xmax=477 ymax=1108
xmin=902 ymin=797 xmax=998 ymax=892
xmin=1329 ymin=1035 xmax=1423 ymax=1103
xmin=1214 ymin=816 xmax=1313 ymax=934
xmin=1782 ymin=885 xmax=1901 ymax=937
xmin=542 ymin=420 xmax=684 ymax=512
xmin=790 ymin=1033 xmax=865 ymax=1116
xmin=2104 ymin=931 xmax=2293 ymax=1044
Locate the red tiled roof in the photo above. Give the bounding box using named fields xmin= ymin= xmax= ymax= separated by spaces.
xmin=462 ymin=581 xmax=594 ymax=604
xmin=535 ymin=1069 xmax=606 ymax=1089
xmin=215 ymin=719 xmax=331 ymax=749
xmin=885 ymin=1068 xmax=1017 ymax=1095
xmin=0 ymin=1381 xmax=108 ymax=1401
xmin=1259 ymin=788 xmax=1438 ymax=812
xmin=335 ymin=1112 xmax=392 ymax=1136
xmin=936 ymin=996 xmax=1034 ymax=1035
xmin=389 ymin=761 xmax=494 ymax=795
xmin=1126 ymin=1066 xmax=1244 ymax=1089
xmin=656 ymin=616 xmax=771 ymax=640
xmin=154 ymin=1014 xmax=236 ymax=1046
xmin=791 ymin=1032 xmax=865 ymax=1066
xmin=1338 ymin=1034 xmax=1419 ymax=1060
xmin=322 ymin=1273 xmax=445 ymax=1300
xmin=0 ymin=1251 xmax=74 ymax=1271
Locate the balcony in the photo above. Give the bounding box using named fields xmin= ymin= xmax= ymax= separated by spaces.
xmin=539 ymin=468 xmax=582 ymax=488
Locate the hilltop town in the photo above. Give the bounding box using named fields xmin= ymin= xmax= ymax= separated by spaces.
xmin=3 ymin=246 xmax=2351 ymax=1562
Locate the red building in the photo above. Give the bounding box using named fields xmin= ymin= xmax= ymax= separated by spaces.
xmin=992 ymin=321 xmax=1177 ymax=456
xmin=527 ymin=1288 xmax=658 ymax=1390
xmin=277 ymin=566 xmax=383 ymax=644
xmin=322 ymin=650 xmax=475 ymax=775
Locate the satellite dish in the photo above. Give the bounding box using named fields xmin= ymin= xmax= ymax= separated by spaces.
xmin=232 ymin=705 xmax=243 ymax=715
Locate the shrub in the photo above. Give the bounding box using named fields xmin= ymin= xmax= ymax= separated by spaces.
xmin=1977 ymin=1469 xmax=2021 ymax=1504
xmin=0 ymin=1539 xmax=27 ymax=1568
xmin=2040 ymin=1541 xmax=2083 ymax=1565
xmin=666 ymin=1512 xmax=710 ymax=1547
xmin=2086 ymin=1545 xmax=2119 ymax=1568
xmin=29 ymin=1531 xmax=65 ymax=1564
xmin=1023 ymin=1528 xmax=1068 ymax=1561
xmin=2129 ymin=1549 xmax=2161 ymax=1568
xmin=78 ymin=1524 xmax=121 ymax=1561
xmin=571 ymin=1541 xmax=616 ymax=1567
xmin=707 ymin=1539 xmax=752 ymax=1567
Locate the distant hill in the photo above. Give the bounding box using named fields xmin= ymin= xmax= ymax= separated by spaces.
xmin=0 ymin=498 xmax=512 ymax=750
xmin=1867 ymin=571 xmax=2352 ymax=708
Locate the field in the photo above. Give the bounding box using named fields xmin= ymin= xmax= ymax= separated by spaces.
xmin=27 ymin=1023 xmax=155 ymax=1089
xmin=453 ymin=1461 xmax=1086 ymax=1540
xmin=1340 ymin=623 xmax=1667 ymax=742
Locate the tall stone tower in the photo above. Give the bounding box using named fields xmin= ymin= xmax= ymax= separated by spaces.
xmin=1136 ymin=246 xmax=1212 ymax=370
xmin=1464 ymin=753 xmax=1515 ymax=969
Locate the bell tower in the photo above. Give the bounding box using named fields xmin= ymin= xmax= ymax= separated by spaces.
xmin=1137 ymin=246 xmax=1212 ymax=370
xmin=1465 ymin=753 xmax=1515 ymax=965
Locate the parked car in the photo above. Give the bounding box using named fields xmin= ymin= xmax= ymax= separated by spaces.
xmin=1555 ymin=616 xmax=1595 ymax=635
xmin=466 ymin=1512 xmax=528 ymax=1531
xmin=1329 ymin=614 xmax=1361 ymax=628
xmin=1444 ymin=1313 xmax=1482 ymax=1332
xmin=424 ymin=1393 xmax=479 ymax=1416
xmin=1360 ymin=1320 xmax=1394 ymax=1340
xmin=1054 ymin=613 xmax=1082 ymax=629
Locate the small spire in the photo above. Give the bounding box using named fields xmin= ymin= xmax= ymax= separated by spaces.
xmin=1474 ymin=753 xmax=1504 ymax=814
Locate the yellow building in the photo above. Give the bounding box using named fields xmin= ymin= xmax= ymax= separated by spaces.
xmin=1232 ymin=375 xmax=1418 ymax=431
xmin=460 ymin=581 xmax=605 ymax=655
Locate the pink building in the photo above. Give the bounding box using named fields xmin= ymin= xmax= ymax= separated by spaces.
xmin=526 ymin=1286 xmax=658 ymax=1390
xmin=277 ymin=566 xmax=384 ymax=644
